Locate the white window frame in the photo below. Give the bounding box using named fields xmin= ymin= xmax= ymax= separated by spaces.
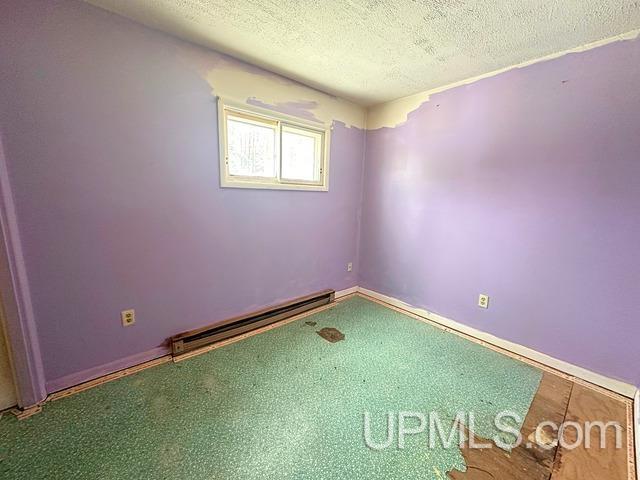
xmin=218 ymin=98 xmax=330 ymax=191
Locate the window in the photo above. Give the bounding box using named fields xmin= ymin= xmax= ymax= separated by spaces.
xmin=218 ymin=99 xmax=329 ymax=191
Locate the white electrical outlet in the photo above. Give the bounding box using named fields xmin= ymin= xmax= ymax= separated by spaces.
xmin=347 ymin=262 xmax=353 ymax=272
xmin=478 ymin=294 xmax=489 ymax=309
xmin=121 ymin=309 xmax=135 ymax=326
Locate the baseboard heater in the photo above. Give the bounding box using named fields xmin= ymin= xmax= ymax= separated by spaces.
xmin=169 ymin=289 xmax=335 ymax=357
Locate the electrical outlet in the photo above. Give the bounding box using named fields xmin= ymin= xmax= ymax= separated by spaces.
xmin=121 ymin=309 xmax=135 ymax=327
xmin=478 ymin=294 xmax=489 ymax=309
xmin=347 ymin=262 xmax=353 ymax=272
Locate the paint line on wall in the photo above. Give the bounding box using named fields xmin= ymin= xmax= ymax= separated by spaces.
xmin=205 ymin=62 xmax=365 ymax=128
xmin=245 ymin=98 xmax=324 ymax=124
xmin=366 ymin=28 xmax=640 ymax=130
xmin=179 ymin=46 xmax=366 ymax=129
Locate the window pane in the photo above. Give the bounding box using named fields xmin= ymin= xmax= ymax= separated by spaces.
xmin=226 ymin=115 xmax=277 ymax=178
xmin=281 ymin=126 xmax=322 ymax=182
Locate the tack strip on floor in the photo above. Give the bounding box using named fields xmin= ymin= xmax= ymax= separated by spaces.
xmin=172 ymin=298 xmax=345 ymax=363
xmin=21 ymin=294 xmax=354 ymax=413
xmin=356 ymin=292 xmax=636 ymax=480
xmin=358 ymin=292 xmax=631 ymax=405
xmin=23 ymin=290 xmax=632 ymax=409
xmin=14 ymin=290 xmax=635 ymax=480
xmin=9 ymin=292 xmax=636 ymax=479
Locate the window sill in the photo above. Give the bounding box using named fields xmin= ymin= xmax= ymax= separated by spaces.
xmin=220 ymin=179 xmax=329 ymax=192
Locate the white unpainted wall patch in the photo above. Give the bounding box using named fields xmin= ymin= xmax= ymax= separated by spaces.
xmin=198 ymin=54 xmax=366 ymax=129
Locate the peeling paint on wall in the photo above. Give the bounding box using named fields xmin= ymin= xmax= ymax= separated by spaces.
xmin=366 ymin=28 xmax=640 ymax=130
xmin=245 ymin=98 xmax=323 ymax=124
xmin=204 ymin=63 xmax=365 ymax=128
xmin=176 ymin=45 xmax=366 ymax=129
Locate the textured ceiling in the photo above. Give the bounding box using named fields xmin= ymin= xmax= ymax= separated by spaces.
xmin=85 ymin=0 xmax=640 ymax=106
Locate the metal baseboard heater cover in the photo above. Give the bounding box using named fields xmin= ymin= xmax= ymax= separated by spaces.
xmin=170 ymin=289 xmax=335 ymax=357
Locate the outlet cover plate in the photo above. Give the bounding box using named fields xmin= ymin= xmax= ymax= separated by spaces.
xmin=121 ymin=309 xmax=135 ymax=326
xmin=478 ymin=294 xmax=489 ymax=309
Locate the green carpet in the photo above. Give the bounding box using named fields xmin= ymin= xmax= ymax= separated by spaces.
xmin=0 ymin=296 xmax=542 ymax=479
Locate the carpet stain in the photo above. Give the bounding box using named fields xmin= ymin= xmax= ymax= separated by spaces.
xmin=317 ymin=327 xmax=345 ymax=343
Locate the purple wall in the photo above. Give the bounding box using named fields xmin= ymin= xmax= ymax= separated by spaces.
xmin=360 ymin=38 xmax=640 ymax=386
xmin=0 ymin=0 xmax=363 ymax=395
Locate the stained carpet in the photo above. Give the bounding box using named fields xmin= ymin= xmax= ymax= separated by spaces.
xmin=0 ymin=296 xmax=542 ymax=479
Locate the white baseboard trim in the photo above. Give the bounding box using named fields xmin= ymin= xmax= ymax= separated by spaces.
xmin=635 ymin=389 xmax=639 ymax=480
xmin=335 ymin=286 xmax=358 ymax=298
xmin=357 ymin=286 xmax=637 ymax=399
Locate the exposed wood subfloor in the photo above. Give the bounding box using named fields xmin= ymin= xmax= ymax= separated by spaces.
xmin=450 ymin=372 xmax=633 ymax=479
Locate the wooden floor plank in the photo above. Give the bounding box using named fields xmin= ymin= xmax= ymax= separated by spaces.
xmin=449 ymin=372 xmax=573 ymax=479
xmin=520 ymin=373 xmax=574 ymax=470
xmin=551 ymin=383 xmax=629 ymax=480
